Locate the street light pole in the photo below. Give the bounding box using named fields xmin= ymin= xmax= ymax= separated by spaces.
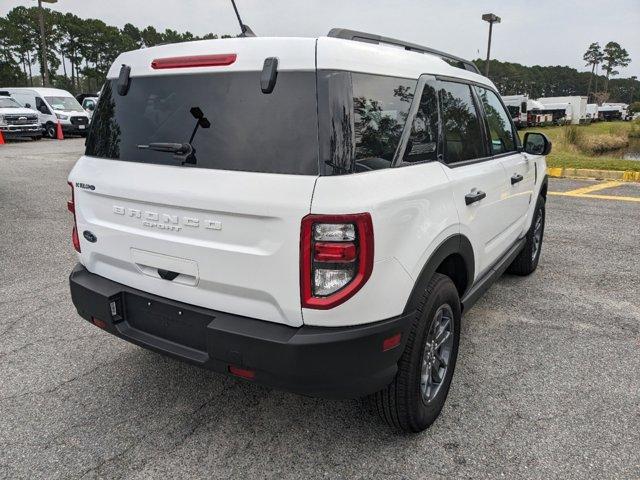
xmin=36 ymin=0 xmax=58 ymax=87
xmin=482 ymin=13 xmax=501 ymax=77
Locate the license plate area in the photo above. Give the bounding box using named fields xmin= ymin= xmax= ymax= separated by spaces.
xmin=124 ymin=293 xmax=210 ymax=352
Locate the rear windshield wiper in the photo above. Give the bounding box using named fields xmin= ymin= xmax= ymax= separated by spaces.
xmin=137 ymin=143 xmax=192 ymax=154
xmin=136 ymin=107 xmax=210 ymax=166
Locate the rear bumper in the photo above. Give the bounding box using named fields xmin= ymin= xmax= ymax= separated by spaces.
xmin=69 ymin=264 xmax=413 ymax=398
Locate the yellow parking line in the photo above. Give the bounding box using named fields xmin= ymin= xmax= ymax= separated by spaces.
xmin=549 ymin=191 xmax=640 ymax=203
xmin=562 ymin=181 xmax=623 ymax=195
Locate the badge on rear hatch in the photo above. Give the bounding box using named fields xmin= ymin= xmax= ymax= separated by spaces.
xmin=112 ymin=205 xmax=222 ymax=232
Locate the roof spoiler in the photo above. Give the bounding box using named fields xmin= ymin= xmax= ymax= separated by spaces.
xmin=327 ymin=28 xmax=480 ymax=75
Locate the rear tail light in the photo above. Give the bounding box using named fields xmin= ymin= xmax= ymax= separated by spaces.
xmin=300 ymin=213 xmax=374 ymax=309
xmin=67 ymin=181 xmax=80 ymax=252
xmin=151 ymin=53 xmax=237 ymax=70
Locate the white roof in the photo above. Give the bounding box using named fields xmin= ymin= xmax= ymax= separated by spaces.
xmin=107 ymin=36 xmax=495 ymax=89
xmin=0 ymin=87 xmax=74 ymax=96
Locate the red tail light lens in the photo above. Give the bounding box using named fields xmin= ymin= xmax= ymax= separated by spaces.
xmin=300 ymin=213 xmax=374 ymax=309
xmin=151 ymin=53 xmax=237 ymax=70
xmin=67 ymin=181 xmax=80 ymax=253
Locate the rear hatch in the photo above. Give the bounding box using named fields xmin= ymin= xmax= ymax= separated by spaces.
xmin=69 ymin=38 xmax=319 ymax=327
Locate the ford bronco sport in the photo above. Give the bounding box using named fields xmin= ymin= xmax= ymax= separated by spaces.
xmin=68 ymin=29 xmax=550 ymax=432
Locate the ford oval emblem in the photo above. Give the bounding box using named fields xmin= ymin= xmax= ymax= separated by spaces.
xmin=83 ymin=230 xmax=97 ymax=243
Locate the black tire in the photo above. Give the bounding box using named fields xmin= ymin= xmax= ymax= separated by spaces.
xmin=369 ymin=273 xmax=461 ymax=432
xmin=45 ymin=123 xmax=56 ymax=139
xmin=507 ymin=195 xmax=545 ymax=276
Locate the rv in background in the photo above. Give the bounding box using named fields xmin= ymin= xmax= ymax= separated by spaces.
xmin=501 ymin=94 xmax=529 ymax=128
xmin=537 ymin=96 xmax=588 ymax=125
xmin=599 ymin=103 xmax=630 ymax=121
xmin=501 ymin=95 xmax=553 ymax=128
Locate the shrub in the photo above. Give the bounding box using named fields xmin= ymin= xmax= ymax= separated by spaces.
xmin=563 ymin=125 xmax=583 ymax=146
xmin=629 ymin=121 xmax=640 ymax=138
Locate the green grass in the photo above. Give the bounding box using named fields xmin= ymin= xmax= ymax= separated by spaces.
xmin=520 ymin=121 xmax=640 ymax=172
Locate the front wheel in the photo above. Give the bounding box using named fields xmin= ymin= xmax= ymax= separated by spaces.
xmin=45 ymin=123 xmax=56 ymax=139
xmin=507 ymin=195 xmax=546 ymax=276
xmin=369 ymin=273 xmax=461 ymax=432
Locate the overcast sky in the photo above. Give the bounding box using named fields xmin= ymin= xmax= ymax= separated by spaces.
xmin=3 ymin=0 xmax=639 ymax=78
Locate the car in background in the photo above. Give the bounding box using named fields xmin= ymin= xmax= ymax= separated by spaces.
xmin=0 ymin=93 xmax=42 ymax=140
xmin=80 ymin=95 xmax=99 ymax=119
xmin=0 ymin=87 xmax=90 ymax=138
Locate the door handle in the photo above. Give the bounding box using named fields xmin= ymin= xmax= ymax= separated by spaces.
xmin=511 ymin=174 xmax=524 ymax=185
xmin=465 ymin=190 xmax=486 ymax=205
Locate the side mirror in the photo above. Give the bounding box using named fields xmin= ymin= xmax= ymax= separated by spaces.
xmin=523 ymin=132 xmax=552 ymax=156
xmin=25 ymin=103 xmax=31 ymax=108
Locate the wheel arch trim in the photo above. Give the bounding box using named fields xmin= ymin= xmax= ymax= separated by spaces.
xmin=403 ymin=234 xmax=474 ymax=314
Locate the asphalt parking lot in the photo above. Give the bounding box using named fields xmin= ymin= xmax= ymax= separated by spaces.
xmin=1 ymin=138 xmax=639 ymax=479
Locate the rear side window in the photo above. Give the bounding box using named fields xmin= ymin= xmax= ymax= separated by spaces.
xmin=352 ymin=74 xmax=416 ymax=171
xmin=86 ymin=72 xmax=319 ymax=175
xmin=438 ymin=81 xmax=485 ymax=164
xmin=404 ymin=82 xmax=439 ymax=163
xmin=475 ymin=86 xmax=517 ymax=155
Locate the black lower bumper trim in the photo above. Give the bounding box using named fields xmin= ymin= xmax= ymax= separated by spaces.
xmin=69 ymin=264 xmax=414 ymax=398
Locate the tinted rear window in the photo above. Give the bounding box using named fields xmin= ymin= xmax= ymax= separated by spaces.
xmin=86 ymin=72 xmax=319 ymax=175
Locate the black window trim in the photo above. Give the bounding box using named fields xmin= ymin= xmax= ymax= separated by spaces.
xmin=472 ymin=84 xmax=521 ymax=158
xmin=392 ymin=73 xmax=520 ymax=170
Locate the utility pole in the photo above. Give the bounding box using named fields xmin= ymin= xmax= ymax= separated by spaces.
xmin=482 ymin=13 xmax=501 ymax=77
xmin=37 ymin=0 xmax=58 ymax=86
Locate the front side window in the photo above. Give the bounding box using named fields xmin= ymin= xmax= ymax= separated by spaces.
xmin=438 ymin=81 xmax=485 ymax=163
xmin=352 ymin=74 xmax=415 ymax=171
xmin=475 ymin=87 xmax=517 ymax=155
xmin=404 ymin=82 xmax=439 ymax=163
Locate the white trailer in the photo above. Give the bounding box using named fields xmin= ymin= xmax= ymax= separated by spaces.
xmin=586 ymin=103 xmax=598 ymax=121
xmin=536 ymin=96 xmax=588 ymax=125
xmin=501 ymin=94 xmax=529 ymax=128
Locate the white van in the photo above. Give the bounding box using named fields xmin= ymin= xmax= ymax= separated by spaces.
xmin=1 ymin=87 xmax=90 ymax=138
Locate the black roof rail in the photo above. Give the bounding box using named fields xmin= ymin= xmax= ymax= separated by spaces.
xmin=327 ymin=28 xmax=480 ymax=75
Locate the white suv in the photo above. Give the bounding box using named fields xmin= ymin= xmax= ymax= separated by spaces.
xmin=68 ymin=30 xmax=550 ymax=432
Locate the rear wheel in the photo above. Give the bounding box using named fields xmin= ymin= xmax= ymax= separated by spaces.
xmin=507 ymin=195 xmax=545 ymax=276
xmin=369 ymin=273 xmax=461 ymax=432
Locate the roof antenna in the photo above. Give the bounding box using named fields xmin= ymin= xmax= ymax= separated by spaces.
xmin=230 ymin=0 xmax=256 ymax=37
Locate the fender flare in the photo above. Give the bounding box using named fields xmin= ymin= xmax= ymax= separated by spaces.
xmin=403 ymin=234 xmax=474 ymax=314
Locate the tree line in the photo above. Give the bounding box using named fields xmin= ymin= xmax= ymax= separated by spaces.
xmin=475 ymin=43 xmax=636 ymax=104
xmin=0 ymin=6 xmax=232 ymax=93
xmin=0 ymin=6 xmax=637 ymax=104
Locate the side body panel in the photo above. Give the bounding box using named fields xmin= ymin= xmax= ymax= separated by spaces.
xmin=304 ymin=162 xmax=459 ymax=327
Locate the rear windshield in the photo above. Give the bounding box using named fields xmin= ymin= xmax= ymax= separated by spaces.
xmin=86 ymin=72 xmax=319 ymax=175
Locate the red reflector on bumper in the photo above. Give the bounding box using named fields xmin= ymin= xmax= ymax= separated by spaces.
xmin=151 ymin=53 xmax=237 ymax=69
xmin=228 ymin=365 xmax=255 ymax=380
xmin=91 ymin=317 xmax=108 ymax=329
xmin=382 ymin=333 xmax=402 ymax=352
